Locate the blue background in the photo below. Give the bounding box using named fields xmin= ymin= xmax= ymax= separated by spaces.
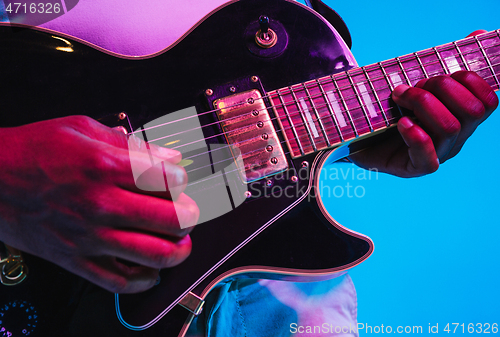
xmin=319 ymin=0 xmax=500 ymax=334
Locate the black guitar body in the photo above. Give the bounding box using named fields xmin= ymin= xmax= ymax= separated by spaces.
xmin=0 ymin=0 xmax=373 ymax=335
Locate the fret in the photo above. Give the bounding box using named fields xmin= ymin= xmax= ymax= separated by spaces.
xmin=320 ymin=78 xmax=358 ymax=141
xmin=333 ymin=72 xmax=375 ymax=137
xmin=380 ymin=59 xmax=409 ymax=89
xmin=474 ymin=35 xmax=500 ymax=89
xmin=289 ymin=83 xmax=330 ymax=150
xmin=432 ymin=47 xmax=449 ymax=74
xmin=452 ymin=41 xmax=471 ymax=71
xmin=302 ymin=82 xmax=331 ymax=147
xmin=362 ymin=66 xmax=389 ymax=126
xmin=289 ymin=86 xmax=317 ymax=152
xmin=378 ymin=62 xmax=404 ymax=117
xmin=316 ymin=78 xmax=345 ymax=142
xmin=436 ymin=44 xmax=465 ymax=74
xmin=309 ymin=78 xmax=348 ymax=147
xmin=396 ymin=57 xmax=413 ymax=86
xmin=414 ymin=52 xmax=430 ymax=78
xmin=418 ymin=49 xmax=444 ymax=77
xmin=331 ymin=75 xmax=359 ymax=137
xmin=350 ymin=67 xmax=390 ymax=131
xmin=400 ymin=54 xmax=428 ymax=86
xmin=455 ymin=38 xmax=484 ymax=72
xmin=317 ymin=77 xmax=356 ymax=141
xmin=378 ymin=62 xmax=394 ymax=90
xmin=273 ymin=90 xmax=305 ymax=157
xmin=347 ymin=70 xmax=373 ymax=132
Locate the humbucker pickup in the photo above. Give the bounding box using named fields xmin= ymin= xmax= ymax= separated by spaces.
xmin=213 ymin=89 xmax=288 ymax=182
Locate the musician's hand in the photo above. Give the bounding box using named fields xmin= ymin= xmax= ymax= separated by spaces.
xmin=349 ymin=32 xmax=498 ymax=178
xmin=0 ymin=116 xmax=199 ymax=293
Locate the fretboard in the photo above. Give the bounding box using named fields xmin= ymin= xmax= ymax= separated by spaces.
xmin=269 ymin=29 xmax=500 ymax=158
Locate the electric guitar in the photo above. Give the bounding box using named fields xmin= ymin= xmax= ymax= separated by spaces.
xmin=0 ymin=0 xmax=499 ymax=335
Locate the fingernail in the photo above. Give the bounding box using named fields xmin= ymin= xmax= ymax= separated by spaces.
xmin=112 ymin=126 xmax=128 ymax=135
xmin=392 ymin=84 xmax=410 ymax=99
xmin=398 ymin=117 xmax=414 ymax=129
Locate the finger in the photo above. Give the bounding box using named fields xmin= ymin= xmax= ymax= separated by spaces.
xmin=416 ymin=75 xmax=486 ymax=128
xmin=64 ymin=118 xmax=186 ymax=199
xmin=392 ymin=84 xmax=461 ymax=160
xmin=397 ymin=117 xmax=439 ymax=175
xmin=64 ymin=115 xmax=131 ymax=150
xmin=416 ymin=72 xmax=497 ymax=118
xmin=69 ymin=256 xmax=160 ymax=293
xmin=450 ymin=71 xmax=499 ymax=118
xmin=97 ymin=229 xmax=192 ymax=270
xmin=101 ymin=191 xmax=199 ymax=236
xmin=415 ymin=73 xmax=498 ymax=161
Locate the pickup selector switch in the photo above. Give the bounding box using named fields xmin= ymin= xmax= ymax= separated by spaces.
xmin=255 ymin=16 xmax=277 ymax=48
xmin=245 ymin=16 xmax=288 ymax=57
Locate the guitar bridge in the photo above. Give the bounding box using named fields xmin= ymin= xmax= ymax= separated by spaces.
xmin=212 ymin=88 xmax=288 ymax=182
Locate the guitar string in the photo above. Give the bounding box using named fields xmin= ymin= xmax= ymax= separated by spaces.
xmin=128 ymin=36 xmax=500 ymax=140
xmin=181 ymin=115 xmax=405 ymax=189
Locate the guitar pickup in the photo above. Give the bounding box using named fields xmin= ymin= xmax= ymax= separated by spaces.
xmin=213 ymin=89 xmax=288 ymax=182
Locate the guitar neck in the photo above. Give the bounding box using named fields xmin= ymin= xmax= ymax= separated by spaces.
xmin=269 ymin=29 xmax=500 ymax=158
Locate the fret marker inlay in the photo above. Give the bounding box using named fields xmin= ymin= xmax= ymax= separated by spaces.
xmin=444 ymin=56 xmax=461 ymax=73
xmin=298 ymin=97 xmax=320 ymax=138
xmin=325 ymin=91 xmax=347 ymax=127
xmin=390 ymin=73 xmax=403 ymax=86
xmin=356 ymin=82 xmax=378 ymax=118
